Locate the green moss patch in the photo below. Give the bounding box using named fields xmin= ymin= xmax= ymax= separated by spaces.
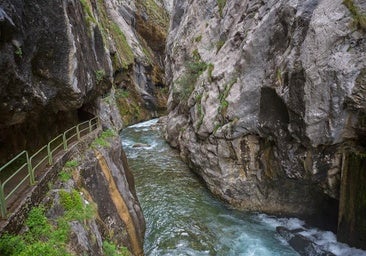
xmin=91 ymin=129 xmax=116 ymax=148
xmin=343 ymin=0 xmax=366 ymax=31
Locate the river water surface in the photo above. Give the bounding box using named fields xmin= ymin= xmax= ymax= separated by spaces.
xmin=121 ymin=119 xmax=365 ymax=256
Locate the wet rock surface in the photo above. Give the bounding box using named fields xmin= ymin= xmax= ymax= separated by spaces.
xmin=276 ymin=226 xmax=335 ymax=256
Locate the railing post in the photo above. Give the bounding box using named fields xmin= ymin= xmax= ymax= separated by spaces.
xmin=47 ymin=143 xmax=53 ymax=165
xmin=26 ymin=151 xmax=35 ymax=185
xmin=0 ymin=183 xmax=6 ymax=218
xmin=63 ymin=133 xmax=68 ymax=150
xmin=89 ymin=120 xmax=92 ymax=132
xmin=76 ymin=125 xmax=81 ymax=140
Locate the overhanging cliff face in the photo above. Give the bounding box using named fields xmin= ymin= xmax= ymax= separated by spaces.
xmin=0 ymin=0 xmax=112 ymax=163
xmin=0 ymin=0 xmax=170 ymax=163
xmin=165 ymin=0 xmax=366 ymax=231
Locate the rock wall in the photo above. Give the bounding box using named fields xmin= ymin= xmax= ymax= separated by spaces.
xmin=0 ymin=0 xmax=170 ymax=163
xmin=76 ymin=135 xmax=145 ymax=255
xmin=164 ymin=0 xmax=366 ymax=239
xmin=0 ymin=97 xmax=146 ymax=255
xmin=0 ymin=0 xmax=172 ymax=253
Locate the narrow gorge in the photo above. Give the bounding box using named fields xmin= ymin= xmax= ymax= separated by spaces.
xmin=165 ymin=0 xmax=366 ymax=251
xmin=0 ymin=0 xmax=365 ymax=255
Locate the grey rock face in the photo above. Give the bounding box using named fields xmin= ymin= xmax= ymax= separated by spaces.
xmin=0 ymin=0 xmax=170 ymax=163
xmin=79 ymin=136 xmax=145 ymax=255
xmin=42 ymin=135 xmax=145 ymax=256
xmin=0 ymin=0 xmax=112 ymax=163
xmin=165 ymin=0 xmax=366 ymax=223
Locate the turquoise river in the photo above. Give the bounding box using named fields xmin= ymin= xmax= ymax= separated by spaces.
xmin=121 ymin=119 xmax=365 ymax=256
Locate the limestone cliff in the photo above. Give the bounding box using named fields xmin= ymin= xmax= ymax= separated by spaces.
xmin=0 ymin=0 xmax=172 ymax=254
xmin=0 ymin=132 xmax=145 ymax=256
xmin=0 ymin=0 xmax=170 ymax=164
xmin=75 ymin=134 xmax=145 ymax=255
xmin=164 ymin=0 xmax=366 ymax=248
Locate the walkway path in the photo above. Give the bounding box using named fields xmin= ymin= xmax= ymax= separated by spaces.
xmin=0 ymin=117 xmax=100 ymax=220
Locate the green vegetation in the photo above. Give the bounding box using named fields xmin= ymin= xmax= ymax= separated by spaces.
xmin=218 ymin=78 xmax=237 ymax=116
xmin=103 ymin=241 xmax=129 ymax=256
xmin=14 ymin=47 xmax=22 ymax=57
xmin=94 ymin=0 xmax=134 ymax=69
xmin=194 ymin=35 xmax=202 ymax=43
xmin=0 ymin=206 xmax=71 ymax=256
xmin=175 ymin=51 xmax=208 ymax=102
xmin=59 ymin=189 xmax=95 ymax=221
xmin=95 ymin=69 xmax=106 ymax=83
xmin=276 ymin=68 xmax=283 ymax=85
xmin=115 ymin=89 xmax=130 ymax=98
xmin=91 ymin=129 xmax=116 ymax=148
xmin=216 ymin=0 xmax=227 ymax=17
xmin=216 ymin=39 xmax=225 ymax=52
xmin=213 ymin=123 xmax=221 ymax=134
xmin=192 ymin=49 xmax=200 ymax=60
xmin=79 ymin=0 xmax=97 ymax=27
xmin=65 ymin=160 xmax=79 ymax=168
xmin=59 ymin=160 xmax=78 ymax=182
xmin=110 ymin=22 xmax=134 ymax=67
xmin=59 ymin=170 xmax=72 ymax=182
xmin=343 ymin=0 xmax=366 ymax=31
xmin=0 ymin=187 xmax=98 ymax=256
xmin=136 ymin=0 xmax=169 ymax=29
xmin=114 ymin=88 xmax=147 ymax=125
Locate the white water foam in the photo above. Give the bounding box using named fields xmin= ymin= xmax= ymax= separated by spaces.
xmin=257 ymin=214 xmax=305 ymax=230
xmin=257 ymin=214 xmax=366 ymax=256
xmin=129 ymin=118 xmax=159 ymax=129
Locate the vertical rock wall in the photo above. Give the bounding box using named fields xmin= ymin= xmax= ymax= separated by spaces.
xmin=164 ymin=0 xmax=366 ymax=244
xmin=0 ymin=0 xmax=170 ymax=163
xmin=0 ymin=0 xmax=112 ymax=163
xmin=338 ymin=152 xmax=366 ymax=249
xmin=78 ymin=136 xmax=145 ymax=255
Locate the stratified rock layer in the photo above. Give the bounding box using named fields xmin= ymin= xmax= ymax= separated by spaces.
xmin=164 ymin=0 xmax=366 ymax=242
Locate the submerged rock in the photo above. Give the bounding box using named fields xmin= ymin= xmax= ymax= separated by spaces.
xmin=132 ymin=143 xmax=150 ymax=148
xmin=276 ymin=226 xmax=335 ymax=256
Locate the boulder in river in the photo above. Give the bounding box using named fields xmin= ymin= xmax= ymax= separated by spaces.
xmin=276 ymin=226 xmax=335 ymax=256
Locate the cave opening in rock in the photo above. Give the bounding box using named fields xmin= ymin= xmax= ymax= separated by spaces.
xmin=77 ymin=106 xmax=94 ymax=122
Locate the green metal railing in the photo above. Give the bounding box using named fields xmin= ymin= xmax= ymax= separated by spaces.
xmin=0 ymin=116 xmax=100 ymax=218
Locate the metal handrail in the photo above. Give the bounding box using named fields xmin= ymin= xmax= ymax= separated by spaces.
xmin=0 ymin=116 xmax=100 ymax=218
